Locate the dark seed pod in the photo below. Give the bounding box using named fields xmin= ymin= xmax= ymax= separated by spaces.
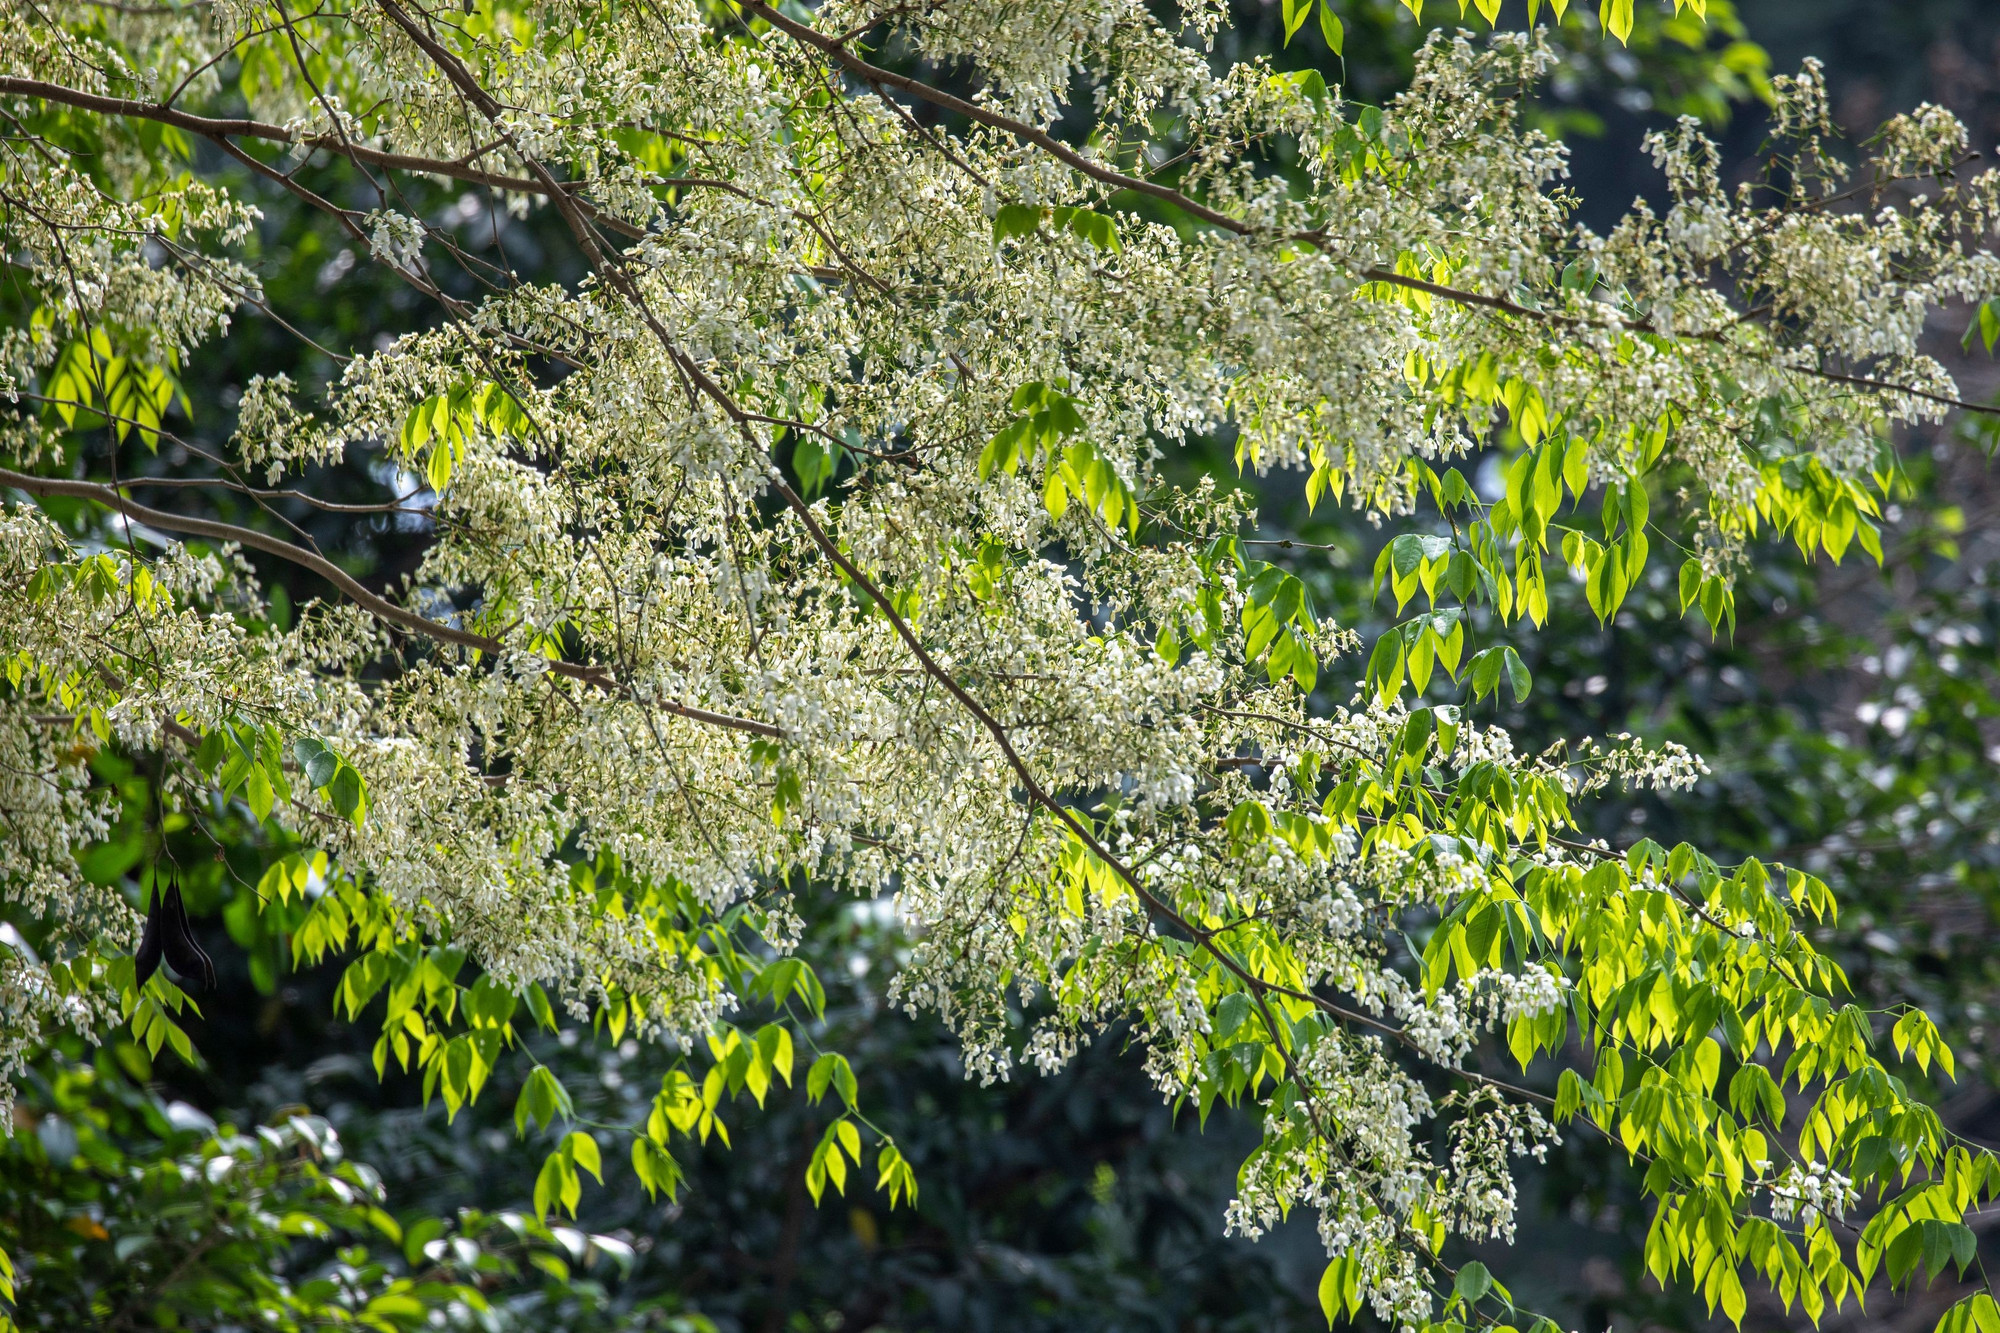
xmin=133 ymin=886 xmax=165 ymax=990
xmin=159 ymin=879 xmax=215 ymax=992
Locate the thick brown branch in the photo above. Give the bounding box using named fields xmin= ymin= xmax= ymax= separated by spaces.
xmin=0 ymin=467 xmax=783 ymax=739
xmin=1811 ymin=366 xmax=2000 ymax=417
xmin=0 ymin=76 xmax=541 ymax=191
xmin=0 ymin=74 xmax=648 ymax=240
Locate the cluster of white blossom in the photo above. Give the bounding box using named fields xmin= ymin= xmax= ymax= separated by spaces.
xmin=1766 ymin=1160 xmax=1860 ymax=1230
xmin=1434 ymin=1087 xmax=1560 ymax=1242
xmin=1566 ymin=732 xmax=1711 ymax=794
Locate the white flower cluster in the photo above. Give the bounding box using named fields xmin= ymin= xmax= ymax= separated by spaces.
xmin=1766 ymin=1160 xmax=1859 ymax=1229
xmin=364 ymin=210 xmax=428 ymax=274
xmin=1568 ymin=732 xmax=1711 ymax=794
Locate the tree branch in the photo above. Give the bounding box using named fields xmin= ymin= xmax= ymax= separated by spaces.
xmin=0 ymin=74 xmax=648 ymax=240
xmin=0 ymin=467 xmax=783 ymax=738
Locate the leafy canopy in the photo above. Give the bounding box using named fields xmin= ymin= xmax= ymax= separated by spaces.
xmin=1 ymin=0 xmax=1999 ymax=1331
xmin=0 ymin=1043 xmax=643 ymax=1331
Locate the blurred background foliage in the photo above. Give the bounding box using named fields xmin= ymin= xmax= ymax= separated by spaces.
xmin=9 ymin=0 xmax=2000 ymax=1329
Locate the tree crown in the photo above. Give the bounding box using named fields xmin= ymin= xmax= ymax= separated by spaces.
xmin=3 ymin=1 xmax=1999 ymax=1328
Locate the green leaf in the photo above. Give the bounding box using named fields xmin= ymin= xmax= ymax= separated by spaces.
xmin=514 ymin=1066 xmax=572 ymax=1136
xmin=1318 ymin=1254 xmax=1361 ymax=1325
xmin=533 ymin=1148 xmax=571 ymax=1220
xmin=243 ymin=763 xmax=274 ymax=820
xmin=328 ymin=761 xmax=368 ymax=825
xmin=1402 ymin=706 xmax=1435 ymax=758
xmin=1288 ymin=628 xmax=1319 ymax=694
xmin=807 ymin=1051 xmax=857 ymax=1107
xmin=1318 ymin=4 xmax=1344 ymax=53
xmin=1282 ymin=0 xmax=1312 ymax=45
xmin=1389 ymin=533 xmax=1427 ymax=580
xmin=1057 ymin=207 xmax=1121 ymax=252
xmin=631 ymin=1136 xmax=682 ymax=1202
xmin=401 ymin=1216 xmax=444 ymax=1267
xmin=1501 ymin=646 xmax=1531 ymax=703
xmin=992 ymin=204 xmax=1043 ymax=242
xmin=1601 ymin=0 xmax=1633 ymax=42
xmin=293 ymin=736 xmax=339 ymax=788
xmin=1214 ymin=991 xmax=1253 ymax=1042
xmin=755 ymin=1023 xmax=795 ymax=1086
xmin=1717 ymin=1265 xmax=1746 ymax=1327
xmin=1365 ymin=631 xmax=1406 ymax=703
xmin=1889 ymin=1219 xmax=1976 ymax=1287
xmin=1469 ymin=645 xmax=1504 ymax=701
xmin=564 ymin=1130 xmax=603 ymax=1184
